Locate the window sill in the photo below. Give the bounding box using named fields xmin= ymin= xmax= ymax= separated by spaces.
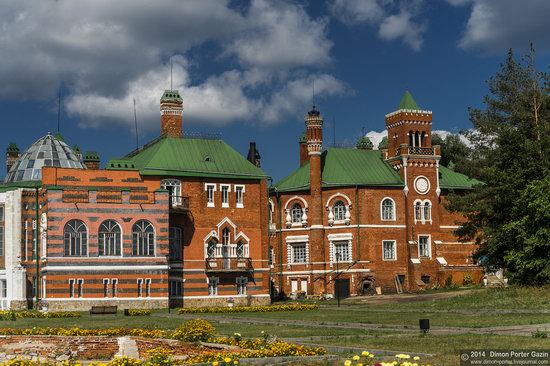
xmin=207 ymin=203 xmax=215 ymax=208
xmin=382 ymin=258 xmax=397 ymax=261
xmin=236 ymin=203 xmax=244 ymax=209
xmin=222 ymin=203 xmax=229 ymax=208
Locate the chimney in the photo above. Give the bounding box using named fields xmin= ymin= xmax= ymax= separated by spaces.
xmin=84 ymin=151 xmax=100 ymax=170
xmin=356 ymin=136 xmax=373 ymax=150
xmin=6 ymin=142 xmax=20 ymax=174
xmin=160 ymin=90 xmax=183 ymax=138
xmin=247 ymin=142 xmax=261 ymax=168
xmin=299 ymin=133 xmax=309 ymax=167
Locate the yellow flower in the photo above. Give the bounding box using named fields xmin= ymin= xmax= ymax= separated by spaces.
xmin=234 ymin=361 xmax=239 ymax=365
xmin=361 ymin=351 xmax=369 ymax=356
xmin=344 ymin=360 xmax=352 ymax=366
xmin=224 ymin=357 xmax=232 ymax=363
xmin=212 ymin=362 xmax=218 ymax=366
xmin=353 ymin=355 xmax=360 ymax=361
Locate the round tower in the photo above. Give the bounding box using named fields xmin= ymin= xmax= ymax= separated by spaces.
xmin=160 ymin=90 xmax=183 ymax=138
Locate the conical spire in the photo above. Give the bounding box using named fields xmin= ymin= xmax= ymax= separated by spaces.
xmin=398 ymin=91 xmax=420 ymax=110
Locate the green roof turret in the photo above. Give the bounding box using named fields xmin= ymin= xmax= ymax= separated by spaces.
xmin=356 ymin=136 xmax=373 ymax=150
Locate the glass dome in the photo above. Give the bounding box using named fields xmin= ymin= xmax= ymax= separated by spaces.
xmin=4 ymin=133 xmax=86 ymax=183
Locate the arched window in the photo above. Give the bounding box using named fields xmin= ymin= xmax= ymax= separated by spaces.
xmin=222 ymin=227 xmax=230 ymax=245
xmin=409 ymin=131 xmax=413 ymax=146
xmin=415 ymin=131 xmax=420 ymax=147
xmin=207 ymin=240 xmax=217 ymax=258
xmin=132 ymin=220 xmax=155 ymax=256
xmin=64 ymin=220 xmax=87 ymax=256
xmin=161 ymin=179 xmax=182 ymax=207
xmin=415 ymin=201 xmax=422 ymax=221
xmin=423 ymin=201 xmax=432 ymax=221
xmin=381 ymin=198 xmax=395 ymax=220
xmin=98 ymin=220 xmax=121 ymax=256
xmin=291 ymin=203 xmax=303 ymax=223
xmin=333 ymin=200 xmax=346 ymax=221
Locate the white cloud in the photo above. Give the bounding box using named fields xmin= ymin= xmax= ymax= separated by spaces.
xmin=0 ymin=0 xmax=346 ymax=129
xmin=329 ymin=0 xmax=427 ymax=51
xmin=364 ymin=129 xmax=470 ymax=149
xmin=452 ymin=0 xmax=550 ymax=52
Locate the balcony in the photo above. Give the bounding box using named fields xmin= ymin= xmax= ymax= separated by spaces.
xmin=395 ymin=145 xmax=436 ymax=157
xmin=204 ymin=243 xmax=252 ymax=272
xmin=169 ymin=195 xmax=189 ymax=212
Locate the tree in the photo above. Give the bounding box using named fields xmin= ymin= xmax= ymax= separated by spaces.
xmin=446 ymin=47 xmax=550 ymax=284
xmin=431 ymin=133 xmax=471 ymax=174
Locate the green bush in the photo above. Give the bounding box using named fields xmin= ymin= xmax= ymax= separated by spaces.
xmin=463 ymin=273 xmax=474 ymax=286
xmin=0 ymin=310 xmax=80 ymax=320
xmin=172 ymin=319 xmax=215 ymax=342
xmin=126 ymin=309 xmax=152 ymax=316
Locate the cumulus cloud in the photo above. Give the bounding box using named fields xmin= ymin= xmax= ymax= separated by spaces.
xmin=329 ymin=0 xmax=427 ymax=51
xmin=450 ymin=0 xmax=550 ymax=52
xmin=0 ymin=0 xmax=346 ymax=129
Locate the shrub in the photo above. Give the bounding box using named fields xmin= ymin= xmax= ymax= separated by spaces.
xmin=178 ymin=303 xmax=317 ymax=314
xmin=463 ymin=273 xmax=474 ymax=286
xmin=444 ymin=275 xmax=453 ymax=288
xmin=172 ymin=319 xmax=215 ymax=342
xmin=532 ymin=329 xmax=548 ymax=338
xmin=0 ymin=310 xmax=80 ymax=320
xmin=125 ymin=309 xmax=152 ymax=317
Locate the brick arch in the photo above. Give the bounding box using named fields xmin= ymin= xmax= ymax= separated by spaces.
xmin=284 ymin=196 xmax=308 ymax=210
xmin=325 ymin=192 xmax=352 ymax=208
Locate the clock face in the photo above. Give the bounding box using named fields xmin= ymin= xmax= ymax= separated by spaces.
xmin=414 ymin=177 xmax=430 ymax=194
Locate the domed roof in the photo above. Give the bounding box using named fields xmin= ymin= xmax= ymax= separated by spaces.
xmin=4 ymin=133 xmax=86 ymax=183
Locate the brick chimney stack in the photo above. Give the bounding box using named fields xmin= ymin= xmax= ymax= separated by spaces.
xmin=299 ymin=133 xmax=309 ymax=167
xmin=160 ymin=90 xmax=183 ymax=138
xmin=6 ymin=142 xmax=20 ymax=174
xmin=84 ymin=151 xmax=101 ymax=170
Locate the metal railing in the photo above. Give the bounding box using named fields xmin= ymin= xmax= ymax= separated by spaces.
xmin=205 ymin=257 xmax=253 ymax=272
xmin=169 ymin=196 xmax=189 ymax=211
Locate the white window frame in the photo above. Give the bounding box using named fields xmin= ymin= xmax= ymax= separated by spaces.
xmin=0 ymin=205 xmax=4 ymax=221
xmin=161 ymin=179 xmax=182 ymax=207
xmin=290 ymin=243 xmax=307 ymax=264
xmin=208 ymin=277 xmax=219 ymax=296
xmin=220 ymin=184 xmax=231 ymax=208
xmin=286 ymin=236 xmax=309 ymax=266
xmin=103 ymin=278 xmax=110 ymax=298
xmin=418 ymin=235 xmax=432 ymax=258
xmin=290 ymin=203 xmax=303 ymax=224
xmin=332 ymin=200 xmax=346 ymax=222
xmin=205 ymin=183 xmax=216 ymax=208
xmin=380 ymin=197 xmax=396 ymax=221
xmin=76 ymin=278 xmax=84 ymax=298
xmin=132 ymin=220 xmax=156 ymax=257
xmin=328 ymin=233 xmax=353 ymax=266
xmin=145 ymin=278 xmax=151 ymax=297
xmin=0 ymin=226 xmax=4 ymax=256
xmin=137 ymin=278 xmax=143 ymax=297
xmin=382 ymin=240 xmax=397 ymax=261
xmin=333 ymin=240 xmax=352 ymax=263
xmin=234 ymin=185 xmax=245 ymax=208
xmin=69 ymin=279 xmax=75 ymax=298
xmin=236 ymin=276 xmax=248 ymax=295
xmin=111 ymin=278 xmax=118 ymax=297
xmin=414 ymin=199 xmax=432 ymax=224
xmin=0 ymin=279 xmax=7 ymax=298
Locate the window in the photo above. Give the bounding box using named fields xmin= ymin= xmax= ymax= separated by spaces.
xmin=222 ymin=227 xmax=230 ymax=245
xmin=0 ymin=279 xmax=7 ymax=298
xmin=205 ymin=184 xmax=215 ymax=207
xmin=235 ymin=185 xmax=245 ymax=208
xmin=132 ymin=220 xmax=155 ymax=256
xmin=236 ymin=277 xmax=248 ymax=295
xmin=415 ymin=200 xmax=432 ymax=223
xmin=64 ymin=220 xmax=88 ymax=256
xmin=423 ymin=202 xmax=431 ymax=221
xmin=221 ymin=185 xmax=230 ymax=207
xmin=77 ymin=279 xmax=84 ymax=298
xmin=170 ymin=280 xmax=182 ymax=297
xmin=137 ymin=278 xmax=143 ymax=297
xmin=161 ymin=179 xmax=182 ymax=207
xmin=208 ymin=277 xmax=219 ymax=296
xmin=419 ymin=235 xmax=431 ymax=258
xmin=421 ymin=275 xmax=431 ymax=285
xmin=291 ymin=243 xmax=307 ymax=263
xmin=269 ymin=247 xmax=275 ymax=267
xmin=207 ymin=240 xmax=217 ymax=258
xmin=111 ymin=279 xmax=118 ymax=297
xmin=0 ymin=226 xmax=4 ymax=256
xmin=334 ymin=241 xmax=351 ymax=262
xmin=69 ymin=279 xmax=75 ymax=298
xmin=169 ymin=227 xmax=182 ymax=261
xmin=103 ymin=279 xmax=109 ymax=297
xmin=381 ymin=198 xmax=395 ymax=220
xmin=236 ymin=241 xmax=245 ymax=258
xmin=0 ymin=205 xmax=4 ymax=221
xmin=145 ymin=278 xmax=151 ymax=297
xmin=291 ymin=203 xmax=303 ymax=224
xmin=415 ymin=202 xmax=422 ymax=221
xmin=98 ymin=220 xmax=121 ymax=256
xmin=333 ymin=201 xmax=346 ymax=221
xmin=383 ymin=240 xmax=396 ymax=260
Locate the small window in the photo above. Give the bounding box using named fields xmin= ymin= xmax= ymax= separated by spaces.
xmin=77 ymin=279 xmax=84 ymax=298
xmin=268 ymin=247 xmax=275 ymax=267
xmin=333 ymin=201 xmax=346 ymax=221
xmin=236 ymin=241 xmax=245 ymax=258
xmin=137 ymin=278 xmax=143 ymax=297
xmin=208 ymin=277 xmax=219 ymax=296
xmin=169 ymin=227 xmax=182 ymax=261
xmin=423 ymin=202 xmax=431 ymax=221
xmin=111 ymin=279 xmax=118 ymax=297
xmin=205 ymin=184 xmax=215 ymax=207
xmin=237 ymin=277 xmax=248 ymax=295
xmin=291 ymin=243 xmax=307 ymax=263
xmin=103 ymin=279 xmax=109 ymax=298
xmin=421 ymin=275 xmax=431 ymax=285
xmin=0 ymin=205 xmax=4 ymax=221
xmin=161 ymin=179 xmax=182 ymax=207
xmin=207 ymin=240 xmax=217 ymax=258
xmin=0 ymin=279 xmax=6 ymax=298
xmin=0 ymin=227 xmax=4 ymax=256
xmin=415 ymin=202 xmax=423 ymax=221
xmin=235 ymin=185 xmax=244 ymax=208
xmin=381 ymin=198 xmax=395 ymax=220
xmin=291 ymin=203 xmax=303 ymax=224
xmin=69 ymin=279 xmax=75 ymax=298
xmin=170 ymin=280 xmax=182 ymax=296
xmin=419 ymin=235 xmax=431 ymax=258
xmin=383 ymin=240 xmax=396 ymax=260
xmin=333 ymin=241 xmax=350 ymax=262
xmin=222 ymin=227 xmax=230 ymax=245
xmin=145 ymin=278 xmax=151 ymax=297
xmin=221 ymin=185 xmax=230 ymax=207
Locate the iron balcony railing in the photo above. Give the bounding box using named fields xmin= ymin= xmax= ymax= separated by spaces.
xmin=169 ymin=195 xmax=189 ymax=211
xmin=205 ymin=257 xmax=253 ymax=272
xmin=396 ymin=146 xmax=435 ymax=156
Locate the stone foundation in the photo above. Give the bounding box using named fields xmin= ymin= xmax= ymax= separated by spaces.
xmin=43 ymin=299 xmax=168 ymax=312
xmin=182 ymin=295 xmax=271 ymax=308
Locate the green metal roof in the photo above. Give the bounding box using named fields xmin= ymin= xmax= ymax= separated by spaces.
xmin=439 ymin=165 xmax=482 ymax=189
xmin=272 ymin=148 xmax=404 ymax=192
xmin=161 ymin=90 xmax=183 ymax=103
xmin=0 ymin=180 xmax=41 ymax=193
xmin=6 ymin=142 xmax=19 ymax=153
xmin=107 ymin=137 xmax=267 ymax=180
xmin=84 ymin=151 xmax=100 ymax=162
xmin=398 ymin=91 xmax=420 ymax=110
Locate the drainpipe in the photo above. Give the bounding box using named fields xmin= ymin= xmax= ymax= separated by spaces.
xmin=35 ymin=187 xmax=40 ymax=307
xmin=276 ymin=190 xmax=284 ymax=300
xmin=267 ymin=178 xmax=273 ymax=301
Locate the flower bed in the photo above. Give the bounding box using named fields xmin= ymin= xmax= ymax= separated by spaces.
xmin=0 ymin=327 xmax=167 ymax=339
xmin=178 ymin=303 xmax=318 ymax=314
xmin=342 ymin=351 xmax=429 ymax=366
xmin=0 ymin=310 xmax=81 ymax=320
xmin=125 ymin=309 xmax=152 ymax=317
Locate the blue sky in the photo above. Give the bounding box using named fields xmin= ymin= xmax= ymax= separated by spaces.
xmin=1 ymin=0 xmax=549 ymax=182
